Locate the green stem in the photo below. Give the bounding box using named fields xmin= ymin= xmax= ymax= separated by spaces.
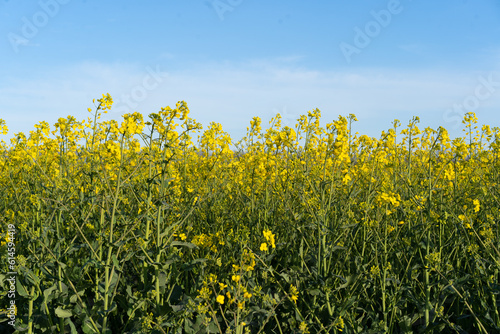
xmin=28 ymin=285 xmax=35 ymax=334
xmin=382 ymin=214 xmax=388 ymax=332
xmin=424 ymin=227 xmax=430 ymax=328
xmin=102 ymin=134 xmax=125 ymax=332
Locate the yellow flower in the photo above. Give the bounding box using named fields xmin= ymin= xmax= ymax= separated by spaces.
xmin=334 ymin=316 xmax=345 ymax=332
xmin=243 ymin=291 xmax=252 ymax=299
xmin=473 ymin=199 xmax=480 ymax=213
xmin=141 ymin=312 xmax=154 ymax=330
xmin=0 ymin=119 xmax=9 ymax=135
xmin=197 ymin=286 xmax=211 ymax=300
xmin=370 ymin=265 xmax=380 ymax=277
xmin=299 ymin=321 xmax=310 ymax=333
xmin=232 ymin=275 xmax=241 ymax=283
xmin=216 ymin=295 xmax=225 ymax=305
xmin=290 ymin=284 xmax=299 ymax=303
xmin=260 ymin=243 xmax=268 ymax=252
xmin=263 ymin=229 xmax=276 ymax=248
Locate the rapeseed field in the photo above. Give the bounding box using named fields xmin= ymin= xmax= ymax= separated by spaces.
xmin=0 ymin=94 xmax=499 ymax=333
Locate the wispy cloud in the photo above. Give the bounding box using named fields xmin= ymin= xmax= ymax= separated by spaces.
xmin=1 ymin=59 xmax=499 ymax=142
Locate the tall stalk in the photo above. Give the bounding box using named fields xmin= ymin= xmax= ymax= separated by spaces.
xmin=102 ymin=134 xmax=125 ymax=332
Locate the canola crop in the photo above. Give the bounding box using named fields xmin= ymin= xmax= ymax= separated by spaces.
xmin=0 ymin=94 xmax=499 ymax=333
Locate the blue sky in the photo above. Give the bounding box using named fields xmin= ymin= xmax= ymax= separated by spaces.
xmin=1 ymin=0 xmax=499 ymax=143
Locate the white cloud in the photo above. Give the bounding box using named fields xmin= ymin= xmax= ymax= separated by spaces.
xmin=0 ymin=60 xmax=499 ymax=143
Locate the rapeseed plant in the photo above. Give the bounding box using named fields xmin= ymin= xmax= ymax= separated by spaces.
xmin=1 ymin=97 xmax=499 ymax=333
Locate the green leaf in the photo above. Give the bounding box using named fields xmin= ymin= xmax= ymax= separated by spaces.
xmin=171 ymin=241 xmax=198 ymax=249
xmin=23 ymin=268 xmax=41 ymax=286
xmin=158 ymin=271 xmax=167 ymax=290
xmin=111 ymin=255 xmax=121 ymax=271
xmin=82 ymin=319 xmax=99 ymax=334
xmin=308 ymin=289 xmax=322 ymax=296
xmin=55 ymin=306 xmax=72 ymax=318
xmin=105 ymin=301 xmax=117 ymax=315
xmin=70 ymin=289 xmax=86 ymax=303
xmin=65 ymin=318 xmax=78 ymax=334
xmin=16 ymin=279 xmax=29 ymax=297
xmin=337 ymin=275 xmax=356 ymax=290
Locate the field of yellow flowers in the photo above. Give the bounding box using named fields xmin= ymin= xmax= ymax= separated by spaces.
xmin=0 ymin=94 xmax=499 ymax=333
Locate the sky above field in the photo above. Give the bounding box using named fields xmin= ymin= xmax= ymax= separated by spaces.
xmin=1 ymin=0 xmax=499 ymax=143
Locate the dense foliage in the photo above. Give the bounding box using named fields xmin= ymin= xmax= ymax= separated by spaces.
xmin=0 ymin=94 xmax=499 ymax=333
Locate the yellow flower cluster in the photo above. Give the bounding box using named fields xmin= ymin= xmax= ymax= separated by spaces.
xmin=0 ymin=119 xmax=8 ymax=135
xmin=260 ymin=228 xmax=276 ymax=251
xmin=2 ymin=96 xmax=499 ymax=333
